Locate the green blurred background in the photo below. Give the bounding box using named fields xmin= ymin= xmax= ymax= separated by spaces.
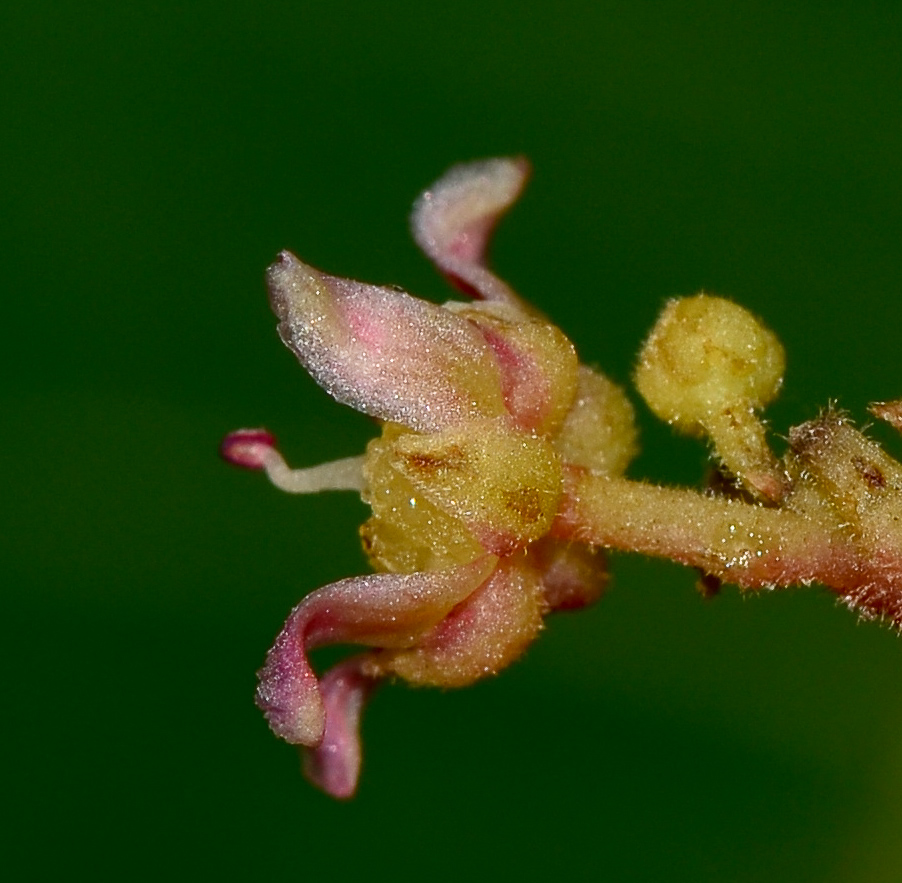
xmin=6 ymin=1 xmax=902 ymax=879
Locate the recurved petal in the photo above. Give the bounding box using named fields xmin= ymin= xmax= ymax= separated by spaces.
xmin=254 ymin=555 xmax=498 ymax=746
xmin=301 ymin=656 xmax=379 ymax=800
xmin=267 ymin=251 xmax=506 ymax=433
xmin=377 ymin=556 xmax=545 ymax=688
xmin=411 ymin=157 xmax=530 ymax=306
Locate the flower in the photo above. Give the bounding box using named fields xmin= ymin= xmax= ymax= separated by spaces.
xmin=222 ymin=158 xmax=637 ymax=797
xmin=225 ymin=157 xmax=902 ymax=800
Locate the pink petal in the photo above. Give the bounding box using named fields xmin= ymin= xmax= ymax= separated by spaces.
xmin=255 ymin=555 xmax=498 ymax=746
xmin=462 ymin=305 xmax=578 ymax=434
xmin=267 ymin=251 xmax=506 ymax=433
xmin=380 ymin=556 xmax=544 ymax=688
xmin=411 ymin=157 xmax=530 ymax=306
xmin=301 ymin=655 xmax=379 ymax=800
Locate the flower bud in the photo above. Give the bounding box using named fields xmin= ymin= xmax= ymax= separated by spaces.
xmin=635 ymin=294 xmax=785 ymax=499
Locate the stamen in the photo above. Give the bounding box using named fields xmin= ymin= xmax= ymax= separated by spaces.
xmin=220 ymin=428 xmax=365 ymax=492
xmin=263 ymin=450 xmax=365 ymax=494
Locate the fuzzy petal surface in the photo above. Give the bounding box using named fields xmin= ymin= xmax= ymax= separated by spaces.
xmin=301 ymin=656 xmax=379 ymax=799
xmin=458 ymin=302 xmax=579 ymax=434
xmin=267 ymin=251 xmax=506 ymax=433
xmin=411 ymin=157 xmax=529 ymax=306
xmin=255 ymin=555 xmax=497 ymax=745
xmin=376 ymin=556 xmax=545 ymax=687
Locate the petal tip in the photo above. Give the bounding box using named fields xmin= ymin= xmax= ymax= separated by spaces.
xmin=411 ymin=157 xmax=530 ymax=304
xmin=255 ymin=617 xmax=327 ymax=746
xmin=301 ymin=658 xmax=378 ymax=799
xmin=265 ymin=250 xmax=318 ymax=320
xmin=255 ymin=672 xmax=326 ymax=747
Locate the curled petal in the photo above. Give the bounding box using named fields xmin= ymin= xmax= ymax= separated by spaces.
xmin=376 ymin=557 xmax=545 ymax=688
xmin=411 ymin=157 xmax=529 ymax=306
xmin=302 ymin=655 xmax=379 ymax=800
xmin=267 ymin=251 xmax=506 ymax=433
xmin=255 ymin=555 xmax=498 ymax=746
